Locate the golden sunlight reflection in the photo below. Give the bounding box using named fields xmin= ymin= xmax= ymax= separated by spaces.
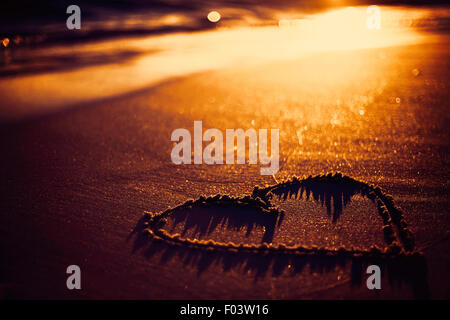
xmin=0 ymin=6 xmax=442 ymax=118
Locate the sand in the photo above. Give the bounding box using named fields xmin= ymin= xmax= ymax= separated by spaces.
xmin=0 ymin=34 xmax=449 ymax=299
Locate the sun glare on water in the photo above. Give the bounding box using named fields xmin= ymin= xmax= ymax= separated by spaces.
xmin=0 ymin=6 xmax=436 ymax=118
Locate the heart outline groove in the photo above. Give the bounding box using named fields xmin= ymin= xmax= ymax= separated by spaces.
xmin=135 ymin=173 xmax=419 ymax=258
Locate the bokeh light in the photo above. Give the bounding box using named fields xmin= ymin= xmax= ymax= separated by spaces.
xmin=207 ymin=11 xmax=221 ymax=23
xmin=2 ymin=38 xmax=10 ymax=47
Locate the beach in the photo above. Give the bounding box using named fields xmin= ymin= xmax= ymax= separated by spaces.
xmin=0 ymin=5 xmax=449 ymax=299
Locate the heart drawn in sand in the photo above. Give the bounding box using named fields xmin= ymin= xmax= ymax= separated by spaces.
xmin=135 ymin=173 xmax=418 ymax=258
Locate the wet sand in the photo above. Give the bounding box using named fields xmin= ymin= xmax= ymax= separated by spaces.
xmin=1 ymin=36 xmax=450 ymax=299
